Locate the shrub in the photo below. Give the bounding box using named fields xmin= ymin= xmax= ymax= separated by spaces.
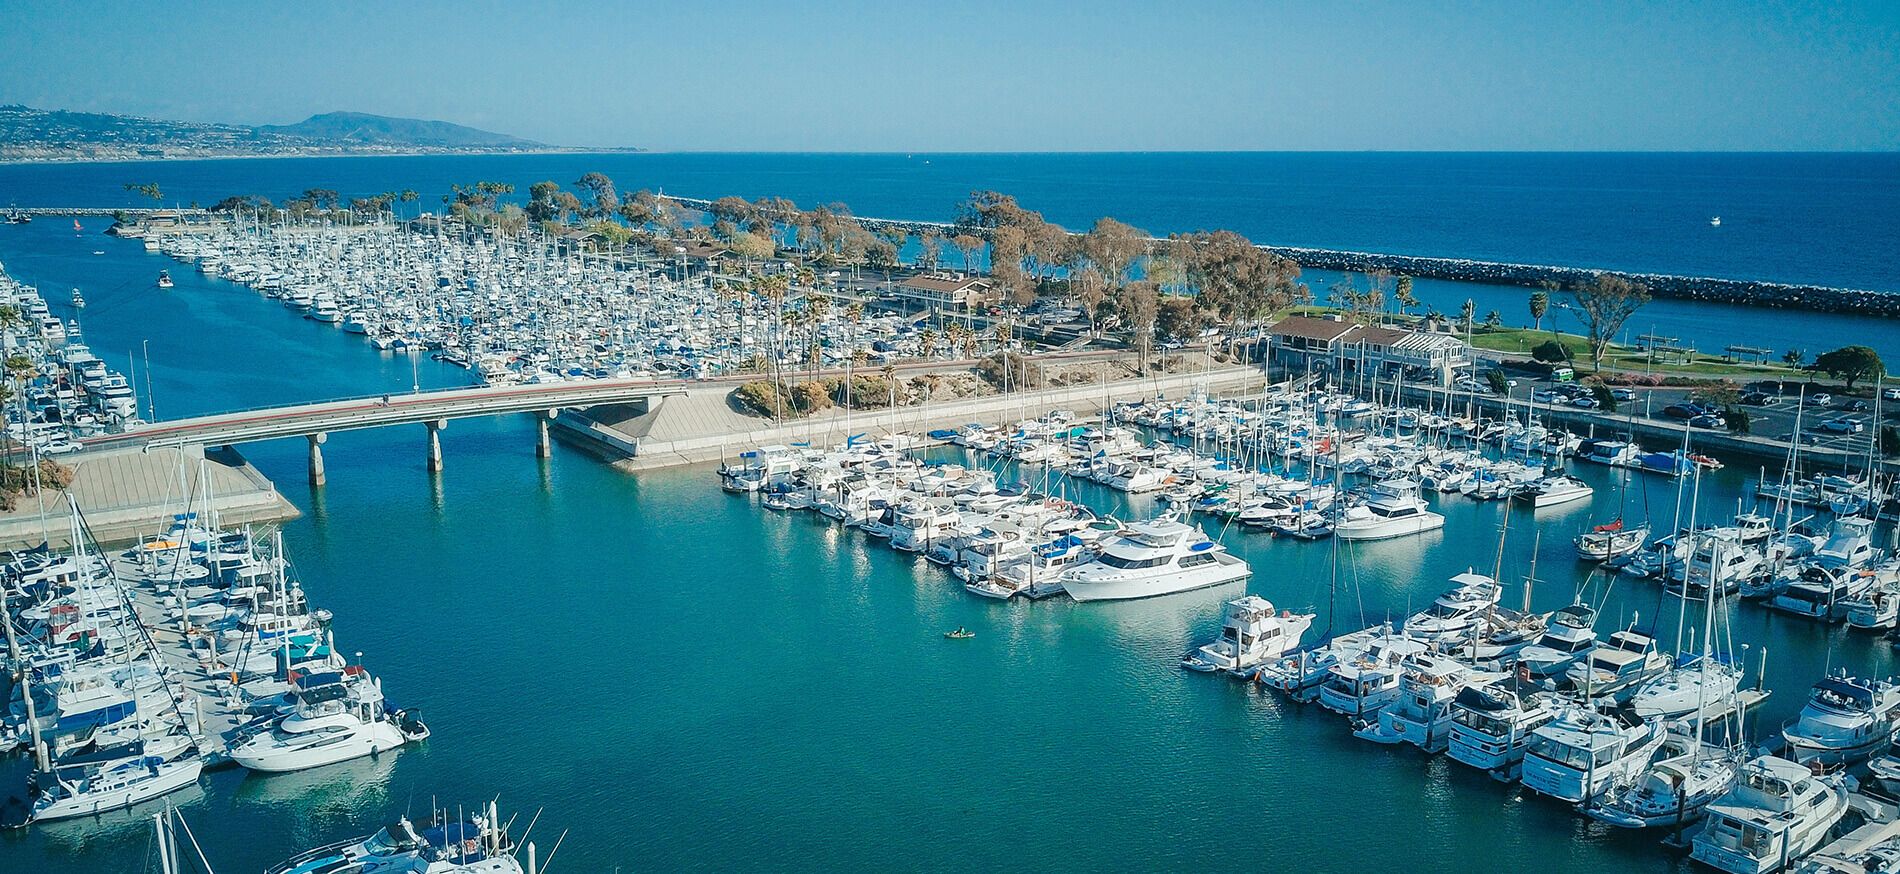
xmin=733 ymin=380 xmax=795 ymax=418
xmin=977 ymin=351 xmax=1042 ymax=390
xmin=1590 ymin=383 xmax=1618 ymax=413
xmin=793 ymin=381 xmax=832 ymax=414
xmin=830 ymin=375 xmax=894 ymax=409
xmin=1531 ymin=339 xmax=1571 ymax=363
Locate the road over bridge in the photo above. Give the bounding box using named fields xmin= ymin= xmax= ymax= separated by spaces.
xmin=75 ymin=348 xmax=1141 ymax=483
xmin=82 ymin=378 xmax=696 ymax=483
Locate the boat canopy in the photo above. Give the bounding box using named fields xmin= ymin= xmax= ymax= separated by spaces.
xmin=1454 ymin=686 xmax=1515 ymax=712
xmin=1814 ymin=677 xmax=1875 ymax=710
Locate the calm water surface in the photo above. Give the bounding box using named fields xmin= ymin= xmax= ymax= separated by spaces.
xmin=0 ymin=168 xmax=1891 ymax=871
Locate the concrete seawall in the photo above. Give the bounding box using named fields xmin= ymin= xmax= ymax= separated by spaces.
xmin=554 ymin=366 xmax=1273 ymax=471
xmin=0 ymin=445 xmax=300 ymax=550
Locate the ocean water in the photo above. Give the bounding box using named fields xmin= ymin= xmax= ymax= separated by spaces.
xmin=0 ymin=156 xmax=1893 ymax=872
xmin=5 ymin=152 xmax=1897 ymax=364
xmin=2 ymin=151 xmax=1898 ymax=292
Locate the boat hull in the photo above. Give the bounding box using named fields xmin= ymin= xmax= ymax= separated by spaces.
xmin=32 ymin=758 xmax=203 ymax=822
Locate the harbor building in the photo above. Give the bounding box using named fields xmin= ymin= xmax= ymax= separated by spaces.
xmin=1266 ymin=315 xmax=1472 ymax=386
xmin=890 ymin=271 xmax=999 ymax=314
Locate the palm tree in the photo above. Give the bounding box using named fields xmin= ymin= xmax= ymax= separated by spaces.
xmin=0 ymin=304 xmax=24 ymax=341
xmin=805 ymin=293 xmax=832 ymax=379
xmin=756 ymin=276 xmax=790 ymax=422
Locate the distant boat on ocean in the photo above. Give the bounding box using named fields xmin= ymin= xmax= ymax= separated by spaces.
xmin=1710 ymin=216 xmax=1722 ymax=226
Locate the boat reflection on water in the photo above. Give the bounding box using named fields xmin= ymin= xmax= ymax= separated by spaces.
xmin=231 ymin=747 xmax=401 ymax=815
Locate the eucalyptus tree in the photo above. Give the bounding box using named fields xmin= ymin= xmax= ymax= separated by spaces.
xmin=1566 ymin=274 xmax=1650 ymax=370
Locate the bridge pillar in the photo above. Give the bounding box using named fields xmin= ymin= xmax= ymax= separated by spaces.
xmin=536 ymin=408 xmax=559 ymax=459
xmin=307 ymin=433 xmax=327 ymax=486
xmin=426 ymin=420 xmax=445 ymax=473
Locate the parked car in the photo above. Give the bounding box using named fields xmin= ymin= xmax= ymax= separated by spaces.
xmin=1844 ymin=400 xmax=1872 ymax=412
xmin=1739 ymin=391 xmax=1772 ymax=406
xmin=1689 ymin=413 xmax=1727 ymax=429
xmin=1808 ymin=392 xmax=1833 ymax=406
xmin=38 ymin=439 xmax=81 ymax=455
xmin=1611 ymin=388 xmax=1636 ymax=401
xmin=1816 ymin=418 xmax=1865 ymax=434
xmin=1883 ymin=387 xmax=1900 ymax=402
xmin=1572 ymin=396 xmax=1599 ymax=409
xmin=1662 ymin=404 xmax=1699 ymax=421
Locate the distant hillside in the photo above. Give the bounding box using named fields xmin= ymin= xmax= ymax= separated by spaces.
xmin=0 ymin=105 xmax=602 ymax=162
xmin=254 ymin=111 xmax=542 ymax=149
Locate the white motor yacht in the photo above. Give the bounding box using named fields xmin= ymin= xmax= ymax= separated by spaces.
xmin=1402 ymin=571 xmax=1503 ymax=642
xmin=1316 ymin=631 xmax=1432 ymax=721
xmin=1354 ymin=652 xmax=1496 ymax=752
xmin=889 ymin=499 xmax=960 ymax=553
xmin=1692 ymin=756 xmax=1848 ymax=874
xmin=1515 ymin=603 xmax=1600 ymax=681
xmin=1844 ymin=579 xmax=1900 ymax=630
xmin=1771 ymin=562 xmax=1891 ymax=622
xmin=1447 ymin=682 xmax=1558 ymax=778
xmin=1781 ymin=672 xmax=1900 ymax=766
xmin=228 ymin=666 xmax=428 ymax=773
xmin=1059 ymin=516 xmax=1250 ymax=602
xmin=1335 ymin=479 xmax=1444 ymax=541
xmin=1182 ymin=595 xmax=1314 ymax=675
xmin=1565 ymin=628 xmax=1670 ymax=703
xmin=1516 ymin=474 xmax=1594 ymax=509
xmin=1668 ymin=530 xmax=1764 ymax=597
xmin=1520 ymin=702 xmax=1666 ymax=803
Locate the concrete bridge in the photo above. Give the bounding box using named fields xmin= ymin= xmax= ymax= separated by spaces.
xmin=81 ymin=378 xmax=694 ymax=484
xmin=74 ymin=348 xmax=1143 ymax=483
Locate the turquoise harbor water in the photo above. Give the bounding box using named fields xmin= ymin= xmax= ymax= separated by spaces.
xmin=0 ymin=154 xmax=1897 ymax=871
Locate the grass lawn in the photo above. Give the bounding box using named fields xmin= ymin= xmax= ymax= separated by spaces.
xmin=1468 ymin=326 xmax=1803 ymax=377
xmin=1276 ymin=306 xmax=1815 ymax=381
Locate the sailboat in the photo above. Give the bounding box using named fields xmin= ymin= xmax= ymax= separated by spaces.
xmin=9 ymin=501 xmax=207 ymax=827
xmin=1578 ymin=455 xmax=1649 ymax=560
xmin=1588 ymin=523 xmax=1749 ymax=830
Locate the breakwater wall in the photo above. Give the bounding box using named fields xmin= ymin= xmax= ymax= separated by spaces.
xmin=658 ymin=196 xmax=1899 ymax=319
xmin=1270 ymin=246 xmax=1900 ymax=318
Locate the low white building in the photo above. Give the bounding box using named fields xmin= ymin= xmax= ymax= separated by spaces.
xmin=1266 ymin=315 xmax=1472 ymax=386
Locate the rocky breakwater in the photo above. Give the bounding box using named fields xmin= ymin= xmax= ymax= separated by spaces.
xmin=1271 ymin=246 xmax=1900 ymax=317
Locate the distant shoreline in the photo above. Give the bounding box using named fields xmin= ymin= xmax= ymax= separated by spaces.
xmin=0 ymin=147 xmax=643 ymax=166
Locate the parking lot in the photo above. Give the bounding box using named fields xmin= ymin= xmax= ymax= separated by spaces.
xmin=1470 ymin=370 xmax=1890 ymax=457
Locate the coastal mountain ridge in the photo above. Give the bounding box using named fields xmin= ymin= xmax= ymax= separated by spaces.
xmin=253 ymin=111 xmax=542 ymax=148
xmin=0 ymin=104 xmax=592 ymax=162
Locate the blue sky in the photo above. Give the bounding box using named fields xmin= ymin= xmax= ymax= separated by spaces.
xmin=2 ymin=0 xmax=1895 ymax=151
